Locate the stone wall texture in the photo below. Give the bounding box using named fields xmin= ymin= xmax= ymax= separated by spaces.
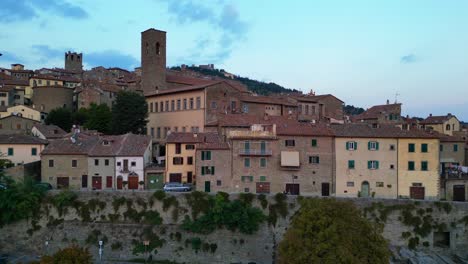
xmin=1 ymin=191 xmax=468 ymax=264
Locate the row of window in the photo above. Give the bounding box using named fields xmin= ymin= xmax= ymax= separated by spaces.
xmin=175 ymin=143 xmax=195 ymax=154
xmin=347 ymin=181 xmax=386 ymax=187
xmin=4 ymin=147 xmax=38 ymax=156
xmin=241 ymin=175 xmax=267 ymax=182
xmin=346 ymin=142 xmax=431 ymax=153
xmin=172 ymin=156 xmax=194 ymax=165
xmin=149 ymin=97 xmax=202 ymax=113
xmin=298 ymin=104 xmax=318 ymax=115
xmin=244 ymin=157 xmax=268 ymax=168
xmin=49 ymin=159 xmax=136 ymax=168
xmin=440 ymin=144 xmax=459 ymax=152
xmin=284 ymin=139 xmax=319 ymax=147
xmin=346 ymin=160 xmax=429 ymax=171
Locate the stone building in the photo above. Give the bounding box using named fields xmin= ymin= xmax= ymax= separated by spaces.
xmin=65 ymin=51 xmax=83 ymax=72
xmin=352 ymin=101 xmax=402 ymax=125
xmin=420 ymin=113 xmax=461 ymax=136
xmin=75 ymin=81 xmax=122 ymax=109
xmin=0 ymin=115 xmax=40 ymax=135
xmin=32 ymin=86 xmax=74 ymax=114
xmin=289 ymin=93 xmax=345 ymax=123
xmin=239 ymin=95 xmax=298 ymax=118
xmin=141 ymin=28 xmax=167 ymax=94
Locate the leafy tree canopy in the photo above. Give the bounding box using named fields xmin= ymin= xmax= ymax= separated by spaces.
xmin=278 ymin=198 xmax=390 ymax=264
xmin=111 ymin=91 xmax=148 ymax=134
xmin=82 ymin=103 xmax=112 ymax=134
xmin=45 ymin=107 xmax=73 ymax=132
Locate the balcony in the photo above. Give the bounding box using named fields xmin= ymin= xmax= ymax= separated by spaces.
xmin=239 ymin=149 xmax=273 ymax=156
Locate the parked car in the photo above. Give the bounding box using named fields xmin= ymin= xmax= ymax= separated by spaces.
xmin=34 ymin=182 xmax=52 ymax=190
xmin=163 ymin=182 xmax=192 ymax=192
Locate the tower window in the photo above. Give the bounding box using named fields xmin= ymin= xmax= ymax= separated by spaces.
xmin=156 ymin=42 xmax=160 ymax=55
xmin=146 ymin=42 xmax=149 ymax=54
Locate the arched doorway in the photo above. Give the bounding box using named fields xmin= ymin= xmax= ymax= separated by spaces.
xmin=128 ymin=173 xmax=139 ymax=190
xmin=117 ymin=176 xmax=123 ymax=190
xmin=361 ymin=181 xmax=370 ymax=198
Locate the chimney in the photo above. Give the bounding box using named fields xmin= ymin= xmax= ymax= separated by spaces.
xmin=406 ymin=115 xmax=409 ymax=118
xmin=448 ymin=113 xmax=452 ymax=117
xmin=429 ymin=113 xmax=432 ymax=117
xmin=386 ymin=99 xmax=389 ymax=105
xmin=193 ymin=133 xmax=198 ymax=138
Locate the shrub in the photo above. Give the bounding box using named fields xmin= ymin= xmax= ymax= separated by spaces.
xmin=37 ymin=246 xmax=92 ymax=264
xmin=143 ymin=210 xmax=163 ymax=225
xmin=185 ymin=191 xmax=212 ymax=219
xmin=153 ymin=190 xmax=166 ymax=201
xmin=162 ymin=196 xmax=179 ymax=212
xmin=51 ymin=191 xmax=78 ymax=216
xmin=111 ymin=241 xmax=123 ymax=251
xmin=238 ymin=193 xmax=255 ymax=205
xmin=112 ymin=197 xmax=126 ymax=212
xmin=257 ymin=194 xmax=268 ymax=209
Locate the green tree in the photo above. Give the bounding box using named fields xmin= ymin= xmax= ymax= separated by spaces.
xmin=36 ymin=246 xmax=92 ymax=264
xmin=278 ymin=198 xmax=390 ymax=264
xmin=45 ymin=107 xmax=73 ymax=132
xmin=83 ymin=103 xmax=112 ymax=134
xmin=111 ymin=91 xmax=148 ymax=134
xmin=72 ymin=107 xmax=89 ymax=126
xmin=0 ymin=175 xmax=46 ymax=227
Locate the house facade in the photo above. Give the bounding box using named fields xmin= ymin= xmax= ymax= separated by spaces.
xmin=0 ymin=115 xmax=40 ymax=135
xmin=420 ymin=114 xmax=460 ymax=136
xmin=0 ymin=134 xmax=47 ymax=167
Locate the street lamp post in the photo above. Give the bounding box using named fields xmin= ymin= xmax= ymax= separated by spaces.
xmin=143 ymin=240 xmax=150 ymax=263
xmin=98 ymin=240 xmax=103 ymax=262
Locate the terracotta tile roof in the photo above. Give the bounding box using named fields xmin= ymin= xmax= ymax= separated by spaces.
xmin=292 ymin=94 xmax=344 ymax=103
xmin=167 ymin=132 xmax=229 ymax=149
xmin=240 ymin=95 xmax=297 ymax=107
xmin=207 ymin=114 xmax=298 ymax=128
xmin=42 ymin=132 xmax=151 ymax=156
xmin=353 ymin=103 xmax=401 ymax=120
xmin=0 ymin=79 xmax=29 ymax=86
xmin=0 ymin=134 xmax=48 ymax=145
xmin=0 ymin=115 xmax=40 ymax=123
xmin=332 ymin=124 xmax=438 ymax=139
xmin=33 ymin=124 xmax=67 ymax=139
xmin=145 ymin=81 xmax=220 ymax=97
xmin=166 ymin=74 xmax=214 ymax=86
xmin=0 ymin=85 xmax=16 ymax=92
xmin=276 ymin=123 xmax=335 ymax=136
xmin=38 ymin=68 xmax=78 ymax=74
xmin=420 ymin=114 xmax=458 ymax=124
xmin=115 ymin=133 xmax=152 ymax=156
xmin=429 ymin=131 xmax=465 ymax=142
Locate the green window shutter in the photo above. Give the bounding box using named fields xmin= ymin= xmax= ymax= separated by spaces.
xmin=354 ymin=142 xmax=358 ymax=150
xmin=376 ymin=142 xmax=379 ymax=150
xmin=211 ymin=166 xmax=215 ymax=175
xmin=421 ymin=144 xmax=428 ymax=153
xmin=368 ymin=141 xmax=371 ymax=150
xmin=348 ymin=160 xmax=355 ymax=169
xmin=207 ymin=151 xmax=211 ymax=160
xmin=421 ymin=161 xmax=428 ymax=171
xmin=312 ymin=139 xmax=317 ymax=147
xmin=367 ymin=161 xmax=372 ymax=169
xmin=376 ymin=161 xmax=379 ymax=169
xmin=408 ymin=161 xmax=415 ymax=171
xmin=241 ymin=176 xmax=245 ymax=182
xmin=316 ymin=157 xmax=320 ymax=164
xmin=454 ymin=144 xmax=458 ymax=152
xmin=201 ymin=151 xmax=205 ymax=161
xmin=7 ymin=148 xmax=13 ymax=156
xmin=31 ymin=148 xmax=37 ymax=156
xmin=250 ymin=176 xmax=253 ymax=182
xmin=260 ymin=176 xmax=266 ymax=182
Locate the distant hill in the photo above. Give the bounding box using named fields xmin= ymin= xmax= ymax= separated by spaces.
xmin=170 ymin=66 xmax=300 ymax=95
xmin=343 ymin=105 xmax=365 ymax=116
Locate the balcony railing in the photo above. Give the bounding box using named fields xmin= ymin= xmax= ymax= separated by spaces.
xmin=239 ymin=149 xmax=272 ymax=156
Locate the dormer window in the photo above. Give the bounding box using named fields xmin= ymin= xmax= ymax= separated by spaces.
xmin=103 ymin=140 xmax=110 ymax=146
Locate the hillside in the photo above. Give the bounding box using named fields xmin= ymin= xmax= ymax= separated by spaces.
xmin=170 ymin=66 xmax=300 ymax=95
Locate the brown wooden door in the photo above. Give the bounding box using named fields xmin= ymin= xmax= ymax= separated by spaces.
xmin=106 ymin=176 xmax=113 ymax=189
xmin=286 ymin=183 xmax=300 ymax=195
xmin=453 ymin=185 xmax=466 ymax=201
xmin=81 ymin=175 xmax=88 ymax=188
xmin=128 ymin=176 xmax=139 ymax=190
xmin=187 ymin=172 xmax=193 ymax=183
xmin=92 ymin=176 xmax=102 ymax=190
xmin=256 ymin=182 xmax=270 ymax=194
xmin=117 ymin=176 xmax=123 ymax=190
xmin=57 ymin=177 xmax=69 ymax=189
xmin=322 ymin=182 xmax=330 ymax=196
xmin=410 ymin=187 xmax=425 ymax=200
xmin=169 ymin=173 xmax=182 ymax=183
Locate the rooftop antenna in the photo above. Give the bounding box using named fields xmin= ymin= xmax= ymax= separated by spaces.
xmin=394 ymin=92 xmax=400 ymax=104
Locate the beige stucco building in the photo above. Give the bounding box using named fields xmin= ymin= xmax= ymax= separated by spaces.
xmin=0 ymin=134 xmax=47 ymax=167
xmin=420 ymin=114 xmax=460 ymax=136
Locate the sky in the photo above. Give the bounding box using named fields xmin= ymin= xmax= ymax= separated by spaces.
xmin=1 ymin=0 xmax=467 ymax=120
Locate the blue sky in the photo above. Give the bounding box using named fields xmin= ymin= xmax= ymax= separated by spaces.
xmin=1 ymin=0 xmax=467 ymax=120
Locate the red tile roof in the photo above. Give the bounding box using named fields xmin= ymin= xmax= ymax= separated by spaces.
xmin=33 ymin=124 xmax=67 ymax=139
xmin=420 ymin=114 xmax=458 ymax=124
xmin=332 ymin=124 xmax=438 ymax=139
xmin=276 ymin=123 xmax=334 ymax=136
xmin=166 ymin=132 xmax=229 ymax=149
xmin=0 ymin=134 xmax=48 ymax=145
xmin=353 ymin=103 xmax=401 ymax=120
xmin=240 ymin=95 xmax=297 ymax=107
xmin=145 ymin=81 xmax=220 ymax=97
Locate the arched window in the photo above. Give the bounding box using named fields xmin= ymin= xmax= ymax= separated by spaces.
xmin=156 ymin=42 xmax=160 ymax=55
xmin=446 ymin=124 xmax=451 ymax=131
